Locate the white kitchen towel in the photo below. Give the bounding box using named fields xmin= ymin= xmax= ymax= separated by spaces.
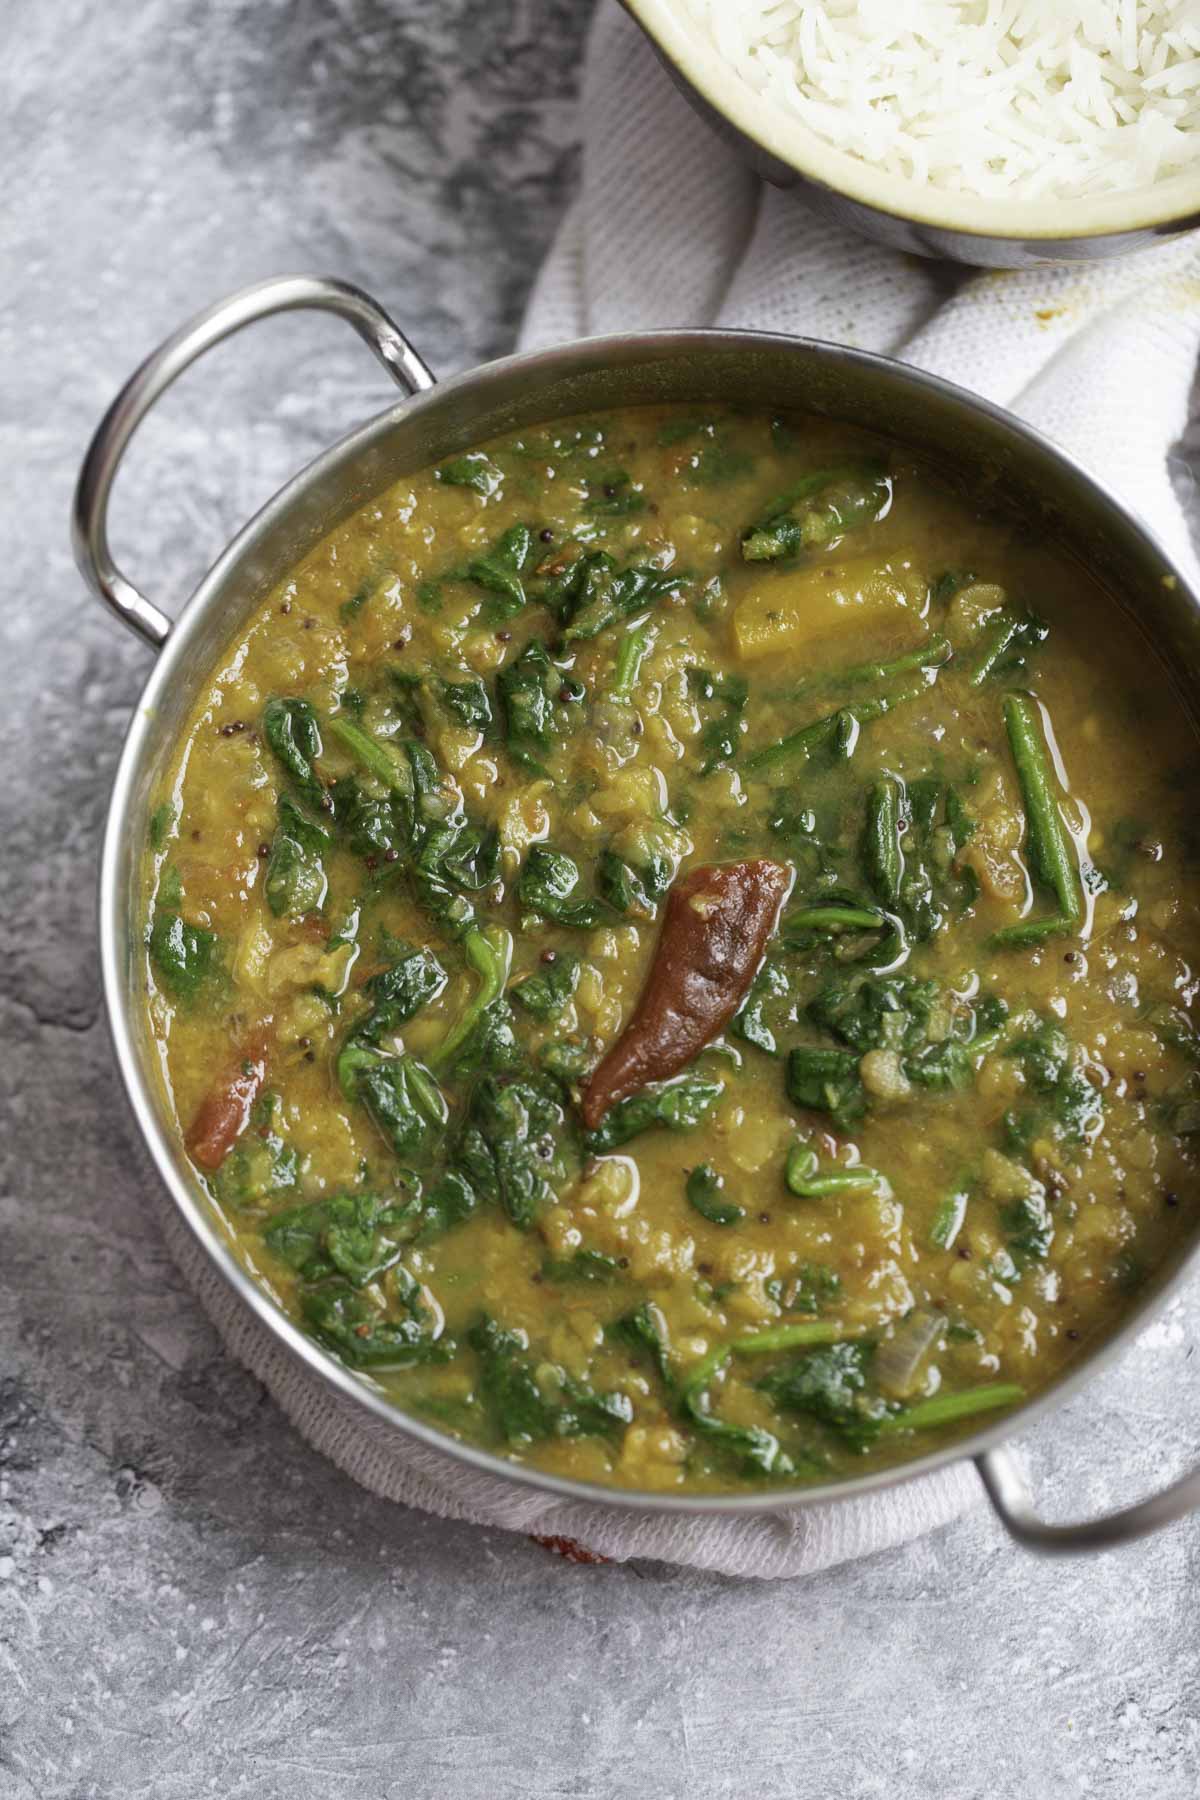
xmin=174 ymin=0 xmax=1200 ymax=1580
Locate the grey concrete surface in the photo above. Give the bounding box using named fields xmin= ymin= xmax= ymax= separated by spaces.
xmin=3 ymin=1 xmax=1200 ymax=1795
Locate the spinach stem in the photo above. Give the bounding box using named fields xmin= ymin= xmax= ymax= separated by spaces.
xmin=883 ymin=1383 xmax=1025 ymax=1432
xmin=744 ymin=675 xmax=932 ymax=776
xmin=829 ymin=634 xmax=952 ymax=692
xmin=969 ymin=611 xmax=1024 ymax=686
xmin=769 ymin=635 xmax=952 ymax=704
xmin=740 ymin=462 xmax=889 ymax=562
xmin=610 ymin=616 xmax=658 ymax=703
xmin=786 ymin=1143 xmax=884 ymax=1197
xmin=328 ymin=714 xmax=410 ymax=793
xmin=788 ymin=903 xmax=885 ymax=932
xmin=929 ymin=1186 xmax=969 ymax=1250
xmin=864 ymin=775 xmax=903 ymax=907
xmin=430 ymin=925 xmax=513 ymax=1071
xmin=999 ymin=691 xmax=1082 ymax=933
xmin=990 ymin=911 xmax=1073 ymax=949
xmin=731 ymin=1322 xmax=844 ymax=1354
xmin=678 ymin=1346 xmax=732 ymax=1406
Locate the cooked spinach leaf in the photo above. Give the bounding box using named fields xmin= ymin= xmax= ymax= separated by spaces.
xmin=518 ymin=844 xmax=609 ymax=929
xmin=357 ymin=947 xmax=448 ymax=1044
xmin=149 ymin=801 xmax=176 ymax=851
xmin=213 ymin=1093 xmax=300 ymax=1211
xmin=609 ymin=1306 xmax=792 ymax=1476
xmin=786 ymin=1046 xmax=866 ymax=1131
xmin=463 ymin=523 xmax=534 ymax=619
xmin=583 ymin=469 xmax=646 ymax=517
xmin=586 ymin=1076 xmax=724 ymax=1154
xmin=541 ymin=1248 xmax=622 ymax=1284
xmin=453 ymin=1071 xmax=577 ymax=1230
xmin=263 ymin=696 xmax=326 ymax=814
xmin=741 ymin=462 xmax=890 ymax=562
xmin=511 ymin=952 xmax=581 ymax=1019
xmin=1000 ymin=1189 xmax=1054 ymax=1264
xmin=765 ymin=1264 xmax=842 ymax=1315
xmin=1003 ymin=1017 xmax=1102 ymax=1146
xmin=469 ymin=1315 xmax=632 ymax=1443
xmin=148 ymin=909 xmax=220 ymax=1003
xmin=757 ymin=1340 xmax=890 ymax=1451
xmin=560 ymin=555 xmax=688 ymax=644
xmin=690 ymin=668 xmax=750 ymax=773
xmin=596 ymin=815 xmax=686 ymax=919
xmin=265 ymin=1190 xmax=414 ymax=1287
xmin=436 ymin=674 xmax=493 ymax=733
xmin=355 ymin=1053 xmax=449 ymax=1161
xmin=686 ymin=1162 xmax=745 ymax=1226
xmin=436 ymin=451 xmax=503 ymax=496
xmin=265 ymin=795 xmax=330 ymax=918
xmin=302 ymin=1287 xmax=450 ymax=1369
xmin=497 ymin=638 xmax=571 ymax=774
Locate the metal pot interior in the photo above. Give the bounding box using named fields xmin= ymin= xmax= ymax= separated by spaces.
xmin=103 ymin=332 xmax=1200 ymax=1513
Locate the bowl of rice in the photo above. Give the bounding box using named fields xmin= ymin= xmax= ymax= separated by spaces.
xmin=623 ymin=0 xmax=1200 ymax=264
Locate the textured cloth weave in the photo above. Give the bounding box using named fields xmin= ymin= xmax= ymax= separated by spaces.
xmin=170 ymin=0 xmax=1200 ymax=1578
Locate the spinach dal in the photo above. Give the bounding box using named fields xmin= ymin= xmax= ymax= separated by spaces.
xmin=143 ymin=405 xmax=1200 ymax=1493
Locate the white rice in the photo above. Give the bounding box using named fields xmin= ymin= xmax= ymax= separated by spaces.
xmin=682 ymin=0 xmax=1200 ymax=197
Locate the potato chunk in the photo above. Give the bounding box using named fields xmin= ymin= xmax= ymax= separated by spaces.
xmin=732 ymin=555 xmax=929 ymax=661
